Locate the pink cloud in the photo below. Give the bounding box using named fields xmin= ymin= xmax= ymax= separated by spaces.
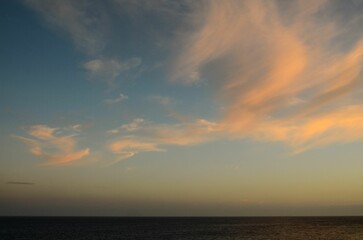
xmin=167 ymin=0 xmax=363 ymax=152
xmin=14 ymin=125 xmax=90 ymax=165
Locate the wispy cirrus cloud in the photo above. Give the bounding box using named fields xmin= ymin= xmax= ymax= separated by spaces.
xmin=253 ymin=105 xmax=363 ymax=153
xmin=84 ymin=58 xmax=141 ymax=81
xmin=166 ymin=0 xmax=363 ymax=152
xmin=107 ymin=118 xmax=144 ymax=134
xmin=108 ymin=138 xmax=162 ymax=162
xmin=107 ymin=118 xmax=221 ymax=161
xmin=26 ymin=0 xmax=142 ymax=84
xmin=106 ymin=0 xmax=363 ymax=161
xmin=104 ymin=93 xmax=129 ymax=105
xmin=13 ymin=125 xmax=89 ymax=165
xmin=24 ymin=0 xmax=363 ymax=163
xmin=25 ymin=0 xmax=108 ymax=55
xmin=149 ymin=95 xmax=173 ymax=106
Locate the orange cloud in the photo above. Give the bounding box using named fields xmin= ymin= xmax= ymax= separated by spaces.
xmin=108 ymin=118 xmax=221 ymax=161
xmin=14 ymin=125 xmax=90 ymax=165
xmin=166 ymin=0 xmax=363 ymax=152
xmin=109 ymin=139 xmax=161 ymax=154
xmin=23 ymin=1 xmax=363 ymax=163
xmin=106 ymin=0 xmax=363 ymax=161
xmin=247 ymin=105 xmax=363 ymax=153
xmin=102 ymin=0 xmax=361 ymax=160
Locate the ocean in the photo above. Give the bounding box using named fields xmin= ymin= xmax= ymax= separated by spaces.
xmin=1 ymin=217 xmax=363 ymax=239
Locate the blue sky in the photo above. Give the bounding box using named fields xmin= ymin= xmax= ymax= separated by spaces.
xmin=1 ymin=0 xmax=363 ymax=216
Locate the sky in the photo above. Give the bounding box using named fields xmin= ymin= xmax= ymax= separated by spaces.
xmin=0 ymin=0 xmax=363 ymax=216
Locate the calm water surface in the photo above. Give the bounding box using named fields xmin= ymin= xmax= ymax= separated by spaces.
xmin=1 ymin=217 xmax=363 ymax=240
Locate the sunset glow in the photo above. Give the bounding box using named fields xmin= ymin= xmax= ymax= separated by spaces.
xmin=1 ymin=0 xmax=363 ymax=216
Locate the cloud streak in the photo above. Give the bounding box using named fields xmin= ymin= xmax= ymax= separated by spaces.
xmin=108 ymin=0 xmax=363 ymax=160
xmin=104 ymin=93 xmax=129 ymax=105
xmin=23 ymin=0 xmax=363 ymax=162
xmin=168 ymin=0 xmax=363 ymax=151
xmin=84 ymin=58 xmax=141 ymax=81
xmin=25 ymin=0 xmax=108 ymax=55
xmin=108 ymin=118 xmax=221 ymax=161
xmin=26 ymin=0 xmax=143 ymax=84
xmin=13 ymin=125 xmax=90 ymax=165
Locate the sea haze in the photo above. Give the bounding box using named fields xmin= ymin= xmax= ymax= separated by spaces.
xmin=1 ymin=217 xmax=363 ymax=240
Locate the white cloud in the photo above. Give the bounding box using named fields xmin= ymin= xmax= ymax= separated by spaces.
xmin=104 ymin=94 xmax=129 ymax=105
xmin=121 ymin=118 xmax=145 ymax=132
xmin=149 ymin=95 xmax=172 ymax=106
xmin=107 ymin=118 xmax=144 ymax=134
xmin=71 ymin=124 xmax=82 ymax=132
xmin=83 ymin=58 xmax=141 ymax=80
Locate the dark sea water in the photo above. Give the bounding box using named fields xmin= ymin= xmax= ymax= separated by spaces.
xmin=1 ymin=217 xmax=363 ymax=240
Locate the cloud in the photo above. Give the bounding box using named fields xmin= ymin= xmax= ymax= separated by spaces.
xmin=108 ymin=138 xmax=162 ymax=161
xmin=107 ymin=0 xmax=363 ymax=160
xmin=26 ymin=1 xmax=142 ymax=84
xmin=71 ymin=124 xmax=82 ymax=132
xmin=149 ymin=96 xmax=172 ymax=106
xmin=166 ymin=0 xmax=363 ymax=152
xmin=107 ymin=118 xmax=221 ymax=161
xmin=113 ymin=0 xmax=190 ymax=15
xmin=107 ymin=118 xmax=144 ymax=134
xmin=84 ymin=58 xmax=141 ymax=80
xmin=13 ymin=125 xmax=90 ymax=165
xmin=25 ymin=0 xmax=108 ymax=55
xmin=254 ymin=105 xmax=363 ymax=153
xmin=120 ymin=118 xmax=145 ymax=132
xmin=24 ymin=0 xmax=363 ymax=160
xmin=104 ymin=94 xmax=129 ymax=105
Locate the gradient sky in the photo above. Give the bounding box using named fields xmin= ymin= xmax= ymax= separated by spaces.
xmin=1 ymin=0 xmax=363 ymax=216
